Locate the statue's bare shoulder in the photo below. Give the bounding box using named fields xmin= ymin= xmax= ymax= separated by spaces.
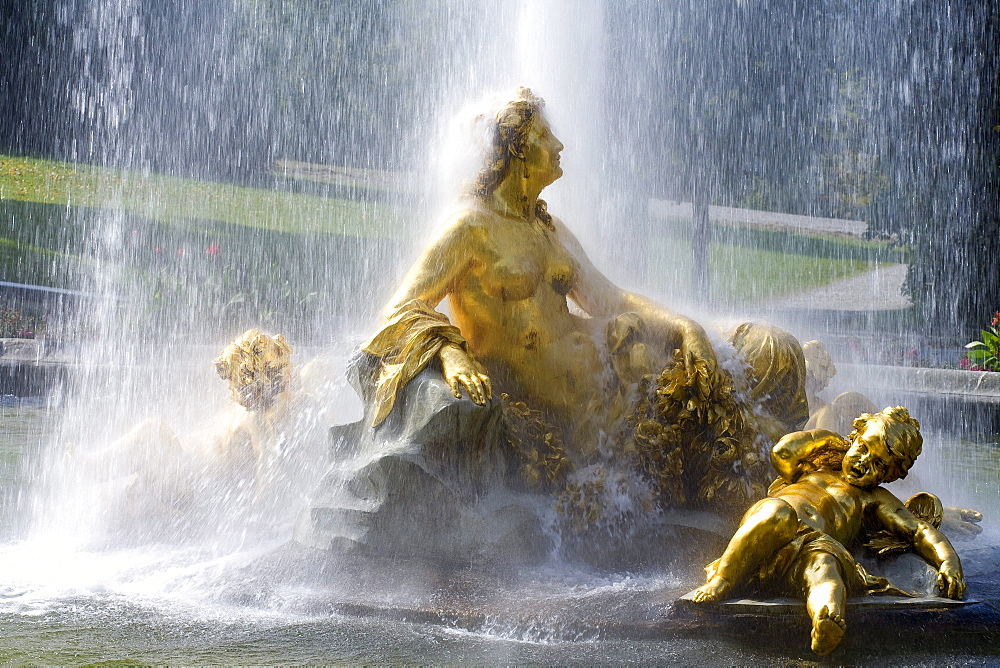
xmin=549 ymin=215 xmax=586 ymax=255
xmin=427 ymin=208 xmax=491 ymax=249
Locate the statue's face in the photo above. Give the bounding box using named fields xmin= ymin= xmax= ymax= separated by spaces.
xmin=233 ymin=361 xmax=287 ymax=412
xmin=219 ymin=338 xmax=291 ymax=412
xmin=842 ymin=419 xmax=893 ymax=488
xmin=523 ymin=115 xmax=564 ymax=186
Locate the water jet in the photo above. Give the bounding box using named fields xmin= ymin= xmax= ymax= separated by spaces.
xmin=0 ymin=1 xmax=997 ymax=662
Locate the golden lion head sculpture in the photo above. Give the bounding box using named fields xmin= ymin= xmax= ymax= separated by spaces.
xmin=213 ymin=329 xmax=293 ymax=411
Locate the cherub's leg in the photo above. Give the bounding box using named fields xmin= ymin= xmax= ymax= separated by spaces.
xmin=797 ymin=552 xmax=847 ymax=655
xmin=692 ymin=498 xmax=799 ymax=602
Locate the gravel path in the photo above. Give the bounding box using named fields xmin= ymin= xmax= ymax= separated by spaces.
xmin=647 ymin=200 xmax=910 ymax=312
xmin=649 ymin=200 xmax=868 ymax=237
xmin=762 ymin=263 xmax=912 ymax=311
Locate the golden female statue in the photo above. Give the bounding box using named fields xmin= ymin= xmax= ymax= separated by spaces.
xmin=361 ymin=88 xmax=808 ymax=514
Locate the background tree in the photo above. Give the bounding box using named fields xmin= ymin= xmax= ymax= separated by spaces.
xmin=606 ymin=1 xmax=828 ymax=295
xmin=606 ymin=0 xmax=998 ymax=330
xmin=3 ymin=0 xmax=998 ymax=331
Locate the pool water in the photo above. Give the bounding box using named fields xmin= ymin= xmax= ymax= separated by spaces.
xmin=0 ymin=406 xmax=998 ymax=665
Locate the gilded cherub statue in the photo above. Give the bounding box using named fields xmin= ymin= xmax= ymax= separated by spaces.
xmin=214 ymin=328 xmax=293 ymax=413
xmin=800 ymin=339 xmax=983 ymax=541
xmin=73 ymin=329 xmax=328 ymax=541
xmin=691 ymin=406 xmax=965 ymax=656
xmin=211 ymin=328 xmax=296 ymax=484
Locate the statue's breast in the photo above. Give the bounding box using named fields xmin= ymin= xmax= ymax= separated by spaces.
xmin=480 ymin=255 xmax=541 ymax=301
xmin=547 ymin=258 xmax=578 ymax=296
xmin=475 ymin=222 xmax=580 ymax=302
xmin=543 ymin=231 xmax=581 ymax=296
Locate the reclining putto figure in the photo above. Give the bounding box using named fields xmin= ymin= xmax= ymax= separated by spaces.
xmin=799 ymin=340 xmax=983 ymax=541
xmin=78 ymin=329 xmax=328 ymax=540
xmin=691 ymin=406 xmax=965 ymax=655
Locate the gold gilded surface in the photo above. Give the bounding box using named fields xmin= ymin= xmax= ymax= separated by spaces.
xmin=363 ymin=87 xmax=807 ymax=523
xmin=214 ymin=329 xmax=293 ymax=412
xmin=500 ymin=393 xmax=571 ymax=488
xmin=362 ymin=299 xmax=472 ymax=426
xmin=692 ymin=406 xmax=966 ymax=656
xmin=78 ymin=330 xmax=308 ymax=526
xmin=799 ymin=340 xmax=983 ymax=541
xmin=626 ymin=348 xmax=766 ymax=513
xmin=369 ymin=88 xmax=719 ymax=451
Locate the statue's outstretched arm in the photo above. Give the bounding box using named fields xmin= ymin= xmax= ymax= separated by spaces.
xmin=873 ymin=488 xmax=966 ymax=599
xmin=553 ymin=217 xmax=715 ymax=365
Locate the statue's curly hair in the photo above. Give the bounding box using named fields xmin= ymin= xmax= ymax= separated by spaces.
xmin=847 ymin=406 xmax=922 ymax=483
xmin=213 ymin=329 xmax=293 ymax=411
xmin=468 ymin=87 xmax=554 ymax=230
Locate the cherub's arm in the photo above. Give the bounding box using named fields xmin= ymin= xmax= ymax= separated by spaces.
xmin=770 ymin=429 xmax=848 ymax=483
xmin=555 ymin=218 xmax=716 ymax=366
xmin=874 ymin=488 xmax=966 ymax=599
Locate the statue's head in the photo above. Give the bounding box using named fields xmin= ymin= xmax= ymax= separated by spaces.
xmin=802 ymin=339 xmax=836 ymax=397
xmin=469 ymin=87 xmax=552 ymax=197
xmin=213 ymin=329 xmax=293 ymax=412
xmin=843 ymin=406 xmax=922 ymax=487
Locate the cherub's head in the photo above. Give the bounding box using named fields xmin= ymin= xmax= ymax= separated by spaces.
xmin=213 ymin=329 xmax=293 ymax=412
xmin=802 ymin=340 xmax=836 ymax=398
xmin=842 ymin=406 xmax=922 ymax=488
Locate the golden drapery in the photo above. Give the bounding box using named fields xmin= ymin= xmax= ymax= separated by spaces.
xmin=729 ymin=322 xmax=810 ymax=440
xmin=362 ymin=299 xmax=468 ymax=427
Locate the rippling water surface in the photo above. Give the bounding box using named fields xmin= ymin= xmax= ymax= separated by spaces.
xmin=1 ymin=406 xmax=998 ymax=665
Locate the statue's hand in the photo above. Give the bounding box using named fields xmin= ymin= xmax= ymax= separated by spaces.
xmin=941 ymin=506 xmax=984 ymax=541
xmin=680 ymin=324 xmax=718 ymax=375
xmin=439 ymin=343 xmax=492 ymax=405
xmin=937 ymin=561 xmax=966 ymax=600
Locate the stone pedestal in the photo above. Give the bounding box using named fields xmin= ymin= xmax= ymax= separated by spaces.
xmin=294 ymin=357 xmax=553 ymax=563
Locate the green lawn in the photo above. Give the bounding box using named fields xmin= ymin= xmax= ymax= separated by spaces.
xmin=0 ymin=154 xmax=401 ymax=238
xmin=0 ymin=155 xmax=412 ymax=304
xmin=1 ymin=154 xmax=899 ymax=311
xmin=648 ymin=235 xmax=884 ymax=305
xmin=711 ymin=244 xmax=875 ymax=304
